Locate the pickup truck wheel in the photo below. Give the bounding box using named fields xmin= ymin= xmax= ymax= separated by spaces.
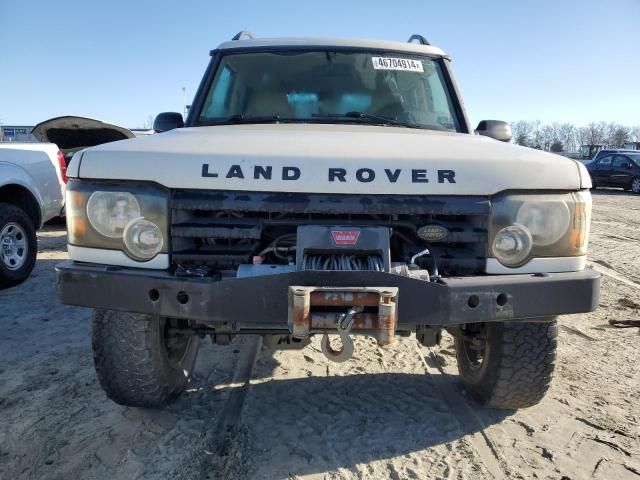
xmin=0 ymin=203 xmax=37 ymax=289
xmin=454 ymin=319 xmax=557 ymax=409
xmin=92 ymin=310 xmax=200 ymax=407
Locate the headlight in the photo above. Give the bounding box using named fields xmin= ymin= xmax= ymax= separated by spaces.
xmin=66 ymin=180 xmax=169 ymax=262
xmin=87 ymin=191 xmax=141 ymax=238
xmin=515 ymin=201 xmax=570 ymax=246
xmin=490 ymin=191 xmax=591 ymax=267
xmin=123 ymin=218 xmax=164 ymax=260
xmin=492 ymin=224 xmax=532 ymax=266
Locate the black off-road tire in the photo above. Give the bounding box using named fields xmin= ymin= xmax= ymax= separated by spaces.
xmin=0 ymin=203 xmax=37 ymax=289
xmin=92 ymin=310 xmax=200 ymax=408
xmin=454 ymin=319 xmax=557 ymax=409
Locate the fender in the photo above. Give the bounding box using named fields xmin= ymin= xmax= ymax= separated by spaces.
xmin=0 ymin=162 xmax=48 ymax=227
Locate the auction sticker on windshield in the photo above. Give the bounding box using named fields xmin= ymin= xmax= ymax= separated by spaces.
xmin=372 ymin=57 xmax=423 ymax=72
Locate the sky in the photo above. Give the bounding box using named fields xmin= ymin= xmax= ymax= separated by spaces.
xmin=1 ymin=0 xmax=639 ymax=129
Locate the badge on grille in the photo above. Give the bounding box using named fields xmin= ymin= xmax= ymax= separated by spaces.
xmin=417 ymin=224 xmax=449 ymax=242
xmin=331 ymin=230 xmax=361 ymax=245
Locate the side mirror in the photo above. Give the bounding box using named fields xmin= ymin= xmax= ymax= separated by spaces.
xmin=476 ymin=120 xmax=512 ymax=142
xmin=153 ymin=112 xmax=184 ymax=133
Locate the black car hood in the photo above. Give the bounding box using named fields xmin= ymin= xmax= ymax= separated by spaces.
xmin=32 ymin=116 xmax=135 ymax=151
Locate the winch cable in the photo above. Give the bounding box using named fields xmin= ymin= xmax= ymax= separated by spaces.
xmin=302 ymin=254 xmax=383 ymax=271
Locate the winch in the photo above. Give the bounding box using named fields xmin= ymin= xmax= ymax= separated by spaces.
xmin=296 ymin=225 xmax=391 ymax=272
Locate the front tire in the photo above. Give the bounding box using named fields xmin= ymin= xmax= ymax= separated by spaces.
xmin=454 ymin=319 xmax=557 ymax=409
xmin=0 ymin=203 xmax=37 ymax=289
xmin=92 ymin=310 xmax=200 ymax=407
xmin=631 ymin=177 xmax=640 ymax=194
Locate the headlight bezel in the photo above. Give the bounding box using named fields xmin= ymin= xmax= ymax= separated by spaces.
xmin=66 ymin=179 xmax=169 ymax=261
xmin=489 ymin=190 xmax=591 ymax=267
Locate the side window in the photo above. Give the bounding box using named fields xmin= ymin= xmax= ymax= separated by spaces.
xmin=612 ymin=155 xmax=630 ymax=168
xmin=596 ymin=155 xmax=612 ymax=167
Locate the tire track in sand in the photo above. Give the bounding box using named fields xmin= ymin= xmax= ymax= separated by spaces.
xmin=419 ymin=344 xmax=508 ymax=479
xmin=199 ymin=335 xmax=261 ymax=479
xmin=588 ymin=261 xmax=640 ymax=289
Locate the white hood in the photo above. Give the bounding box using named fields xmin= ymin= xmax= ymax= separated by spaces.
xmin=74 ymin=124 xmax=584 ymax=195
xmin=32 ymin=116 xmax=134 ymax=152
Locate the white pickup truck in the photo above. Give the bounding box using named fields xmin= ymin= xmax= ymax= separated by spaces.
xmin=0 ymin=143 xmax=66 ymax=287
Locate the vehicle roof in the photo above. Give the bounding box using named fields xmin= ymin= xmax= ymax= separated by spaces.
xmin=598 ymin=149 xmax=639 ymax=154
xmin=215 ymin=37 xmax=448 ymax=57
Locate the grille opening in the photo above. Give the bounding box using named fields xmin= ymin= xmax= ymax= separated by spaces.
xmin=170 ymin=191 xmax=488 ymax=277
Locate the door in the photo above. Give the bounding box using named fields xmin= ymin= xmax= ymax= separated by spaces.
xmin=610 ymin=155 xmax=634 ymax=188
xmin=590 ymin=155 xmax=613 ymax=186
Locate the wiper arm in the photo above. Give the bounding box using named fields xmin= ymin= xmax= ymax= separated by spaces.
xmin=343 ymin=111 xmax=401 ymax=124
xmin=313 ymin=111 xmax=396 ymax=123
xmin=227 ymin=114 xmax=282 ymax=123
xmin=313 ymin=111 xmax=428 ymax=129
xmin=345 ymin=112 xmax=439 ymax=130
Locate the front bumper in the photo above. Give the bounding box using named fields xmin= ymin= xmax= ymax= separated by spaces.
xmin=55 ymin=261 xmax=600 ymax=329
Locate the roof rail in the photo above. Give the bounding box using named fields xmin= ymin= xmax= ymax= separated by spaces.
xmin=232 ymin=31 xmax=254 ymax=41
xmin=407 ymin=34 xmax=430 ymax=46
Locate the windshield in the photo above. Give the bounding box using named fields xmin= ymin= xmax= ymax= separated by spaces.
xmin=196 ymin=51 xmax=461 ymax=131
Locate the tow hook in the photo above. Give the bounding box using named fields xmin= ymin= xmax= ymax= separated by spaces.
xmin=288 ymin=286 xmax=399 ymax=362
xmin=320 ymin=306 xmax=363 ymax=363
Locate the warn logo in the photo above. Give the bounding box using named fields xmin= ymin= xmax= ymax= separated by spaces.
xmin=331 ymin=230 xmax=361 ymax=245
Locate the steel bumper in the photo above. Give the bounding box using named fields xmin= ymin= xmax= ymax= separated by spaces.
xmin=55 ymin=260 xmax=601 ymax=328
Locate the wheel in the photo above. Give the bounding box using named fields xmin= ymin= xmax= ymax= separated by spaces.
xmin=454 ymin=319 xmax=557 ymax=409
xmin=92 ymin=310 xmax=200 ymax=407
xmin=631 ymin=177 xmax=640 ymax=194
xmin=0 ymin=203 xmax=37 ymax=289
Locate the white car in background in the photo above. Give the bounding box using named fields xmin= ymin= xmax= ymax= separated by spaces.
xmin=0 ymin=116 xmax=135 ymax=287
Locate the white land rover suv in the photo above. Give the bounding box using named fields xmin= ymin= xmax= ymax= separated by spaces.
xmin=56 ymin=32 xmax=600 ymax=409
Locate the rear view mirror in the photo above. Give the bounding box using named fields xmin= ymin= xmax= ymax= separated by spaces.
xmin=476 ymin=120 xmax=512 ymax=143
xmin=153 ymin=112 xmax=184 ymax=133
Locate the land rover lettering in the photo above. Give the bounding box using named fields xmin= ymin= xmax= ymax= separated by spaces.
xmin=202 ymin=164 xmax=457 ymax=184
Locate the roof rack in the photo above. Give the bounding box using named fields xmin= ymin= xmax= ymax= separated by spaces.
xmin=232 ymin=31 xmax=254 ymax=41
xmin=407 ymin=34 xmax=430 ymax=46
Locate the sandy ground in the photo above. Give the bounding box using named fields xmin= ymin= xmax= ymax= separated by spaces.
xmin=0 ymin=190 xmax=639 ymax=480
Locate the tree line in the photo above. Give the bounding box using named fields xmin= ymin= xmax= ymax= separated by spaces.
xmin=509 ymin=121 xmax=640 ymax=152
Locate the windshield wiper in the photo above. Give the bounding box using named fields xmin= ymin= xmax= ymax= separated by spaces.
xmin=344 ymin=111 xmax=402 ymax=124
xmin=200 ymin=114 xmax=283 ymax=126
xmin=201 ymin=112 xmax=446 ymax=130
xmin=312 ymin=111 xmax=428 ymax=130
